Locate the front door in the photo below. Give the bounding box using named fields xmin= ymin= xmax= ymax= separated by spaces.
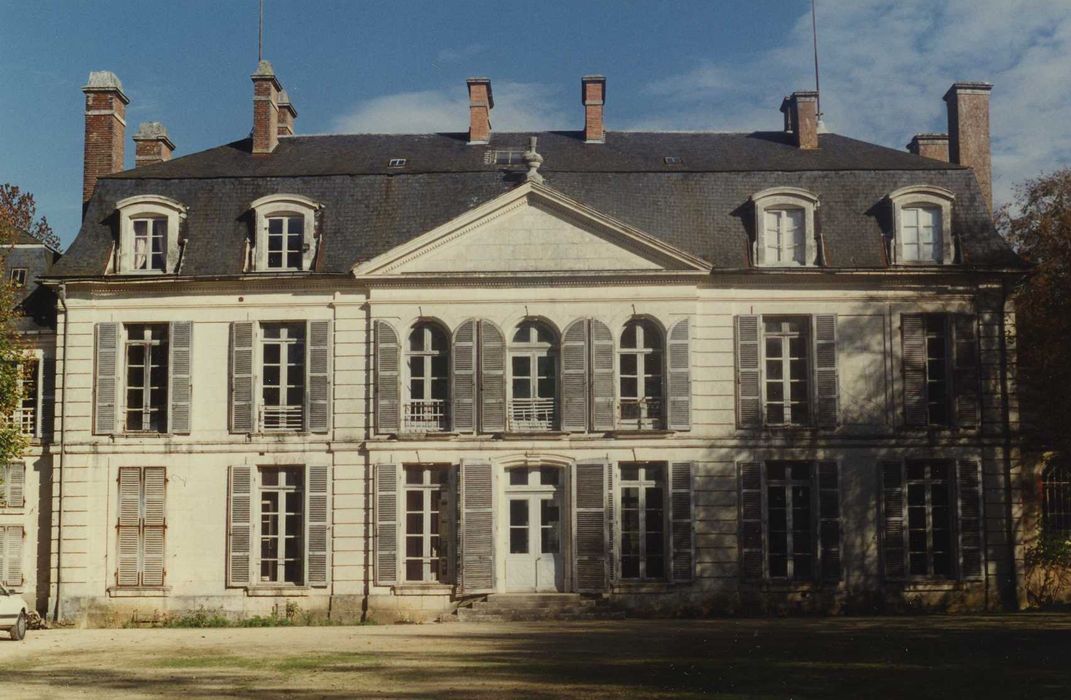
xmin=504 ymin=467 xmax=564 ymax=591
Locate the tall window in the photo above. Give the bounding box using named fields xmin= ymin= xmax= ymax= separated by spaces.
xmin=764 ymin=317 xmax=810 ymax=426
xmin=125 ymin=324 xmax=168 ymax=433
xmin=15 ymin=361 xmax=38 ymax=436
xmin=619 ymin=320 xmax=663 ymax=428
xmin=765 ymin=462 xmax=815 ymax=580
xmin=510 ymin=321 xmax=557 ymax=431
xmin=131 ymin=218 xmax=167 ymax=271
xmin=905 ymin=460 xmax=953 ymax=577
xmin=259 ymin=466 xmax=304 ymax=585
xmin=924 ymin=316 xmax=950 ymax=425
xmin=404 ymin=466 xmax=450 ymax=583
xmin=900 ymin=206 xmax=942 ymax=263
xmin=619 ymin=463 xmax=666 ymax=580
xmin=763 ymin=208 xmax=805 ymax=265
xmin=261 ymin=323 xmax=305 ymax=431
xmin=266 ymin=215 xmax=304 ymax=270
xmin=1042 ymin=464 xmax=1071 ymax=540
xmin=406 ymin=323 xmax=449 ymax=432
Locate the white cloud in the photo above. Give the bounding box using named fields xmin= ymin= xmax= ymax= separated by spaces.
xmin=434 ymin=43 xmax=486 ymax=64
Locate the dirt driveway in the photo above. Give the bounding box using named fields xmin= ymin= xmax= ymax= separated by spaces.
xmin=1 ymin=615 xmax=1070 ymax=699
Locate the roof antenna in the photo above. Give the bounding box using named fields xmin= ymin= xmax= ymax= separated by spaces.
xmin=258 ymin=0 xmax=264 ymax=62
xmin=811 ymin=0 xmax=827 ymax=133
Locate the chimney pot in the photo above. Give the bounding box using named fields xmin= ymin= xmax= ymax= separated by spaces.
xmin=467 ymin=77 xmax=493 ymax=145
xmin=133 ymin=122 xmax=175 ymax=167
xmin=82 ymin=70 xmax=129 ymax=206
xmin=907 ymin=133 xmax=950 ymax=162
xmin=251 ymin=60 xmax=282 ymax=154
xmin=944 ymin=81 xmax=993 ymax=212
xmin=581 ymin=75 xmax=606 ymax=143
xmin=779 ymin=91 xmax=819 ymax=150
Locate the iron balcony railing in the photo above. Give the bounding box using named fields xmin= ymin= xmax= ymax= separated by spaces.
xmin=404 ymin=399 xmax=449 ymax=433
xmin=262 ymin=405 xmax=305 ymax=432
xmin=509 ymin=397 xmax=557 ymax=432
xmin=618 ymin=398 xmax=664 ymax=430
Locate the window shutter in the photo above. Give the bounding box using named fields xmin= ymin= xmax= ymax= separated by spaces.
xmin=591 ymin=320 xmax=616 ymax=431
xmin=227 ymin=465 xmax=253 ymax=587
xmin=817 ymin=461 xmax=842 ymax=582
xmin=373 ymin=463 xmax=398 ymax=586
xmin=168 ymin=321 xmax=193 ymax=435
xmin=33 ymin=355 xmax=43 ymax=439
xmin=40 ymin=356 xmax=55 ymax=440
xmin=738 ymin=461 xmax=764 ymax=580
xmin=813 ymin=315 xmax=839 ymax=428
xmin=669 ymin=462 xmax=695 ymax=582
xmin=306 ymin=464 xmax=329 ymax=587
xmin=957 ymin=459 xmax=984 ymax=580
xmin=94 ymin=322 xmax=119 ymax=435
xmin=142 ymin=467 xmax=166 ymax=587
xmin=667 ymin=318 xmax=692 ymax=431
xmin=561 ymin=320 xmax=589 ymax=432
xmin=451 ymin=320 xmax=477 ymax=432
xmin=901 ymin=314 xmax=927 ymax=426
xmin=2 ymin=527 xmax=22 ymax=587
xmin=735 ymin=316 xmax=762 ymax=428
xmin=117 ymin=467 xmax=142 ymax=587
xmin=606 ymin=462 xmax=615 ymax=582
xmin=306 ymin=320 xmax=331 ymax=433
xmin=573 ymin=460 xmax=608 ymax=592
xmin=4 ymin=463 xmax=25 ymax=508
xmin=881 ymin=460 xmax=907 ymax=579
xmin=374 ymin=321 xmax=400 ymax=434
xmin=952 ymin=315 xmax=980 ymax=428
xmin=478 ymin=321 xmax=506 ymax=433
xmin=229 ymin=322 xmax=255 ymax=433
xmin=459 ymin=459 xmax=494 ymax=594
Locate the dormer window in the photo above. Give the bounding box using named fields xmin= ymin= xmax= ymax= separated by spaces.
xmin=115 ymin=195 xmax=187 ymax=274
xmin=888 ymin=185 xmax=955 ymax=265
xmin=266 ymin=215 xmax=304 ymax=270
xmin=131 ymin=218 xmax=167 ymax=271
xmin=750 ymin=188 xmax=819 ymax=267
xmin=250 ymin=194 xmax=321 ymax=272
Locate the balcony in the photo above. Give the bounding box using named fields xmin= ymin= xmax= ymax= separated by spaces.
xmin=618 ymin=398 xmax=664 ymax=430
xmin=404 ymin=400 xmax=449 ymax=433
xmin=16 ymin=407 xmax=36 ymax=436
xmin=262 ymin=405 xmax=304 ymax=432
xmin=509 ymin=397 xmax=556 ymax=432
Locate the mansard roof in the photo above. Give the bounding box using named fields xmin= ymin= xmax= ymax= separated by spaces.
xmin=51 ymin=130 xmax=1024 ymax=278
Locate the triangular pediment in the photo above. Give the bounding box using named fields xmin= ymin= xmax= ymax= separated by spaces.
xmin=353 ymin=182 xmax=710 ymax=277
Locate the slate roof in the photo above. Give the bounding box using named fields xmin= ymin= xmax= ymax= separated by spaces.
xmin=3 ymin=237 xmax=60 ymax=326
xmin=50 ymin=131 xmax=1025 ymax=278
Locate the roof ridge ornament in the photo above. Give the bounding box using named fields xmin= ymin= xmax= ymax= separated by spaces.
xmin=523 ymin=136 xmax=544 ymax=184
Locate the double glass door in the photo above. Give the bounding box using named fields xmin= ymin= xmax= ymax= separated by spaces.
xmin=504 ymin=467 xmax=564 ymax=591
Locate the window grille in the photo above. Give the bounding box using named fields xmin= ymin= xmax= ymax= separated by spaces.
xmin=1042 ymin=464 xmax=1071 ymax=540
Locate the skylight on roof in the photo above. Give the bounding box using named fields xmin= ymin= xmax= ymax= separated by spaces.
xmin=387 ymin=158 xmax=407 ymax=168
xmin=485 ymin=149 xmax=525 ymax=166
xmin=663 ymin=156 xmax=683 ymax=166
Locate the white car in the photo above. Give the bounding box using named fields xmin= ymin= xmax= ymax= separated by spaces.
xmin=0 ymin=583 xmax=29 ymax=641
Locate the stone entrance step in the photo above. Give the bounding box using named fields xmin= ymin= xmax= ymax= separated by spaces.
xmin=453 ymin=593 xmax=625 ymax=622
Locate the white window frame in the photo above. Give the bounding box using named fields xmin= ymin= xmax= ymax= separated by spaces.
xmin=402 ymin=465 xmax=454 ymax=584
xmin=13 ymin=351 xmax=43 ymax=438
xmin=405 ymin=323 xmax=450 ymax=432
xmin=250 ymin=194 xmax=321 ymax=272
xmin=258 ymin=322 xmax=306 ymax=432
xmin=751 ymin=187 xmax=819 ymax=267
xmin=618 ymin=319 xmax=664 ymax=429
xmin=616 ymin=462 xmax=669 ymax=582
xmin=888 ymin=185 xmax=955 ymax=265
xmin=9 ymin=268 xmax=27 ymax=287
xmin=115 ymin=195 xmax=187 ymax=274
xmin=122 ymin=324 xmax=169 ymax=434
xmin=761 ymin=317 xmax=812 ymax=427
xmin=255 ymin=465 xmax=305 ymax=586
xmin=508 ymin=321 xmax=559 ymax=431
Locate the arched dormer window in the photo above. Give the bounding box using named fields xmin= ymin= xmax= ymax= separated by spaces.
xmin=115 ymin=195 xmax=187 ymax=274
xmin=250 ymin=194 xmax=322 ymax=272
xmin=750 ymin=187 xmax=820 ymax=267
xmin=509 ymin=320 xmax=558 ymax=431
xmin=405 ymin=321 xmax=450 ymax=432
xmin=887 ymin=185 xmax=955 ymax=265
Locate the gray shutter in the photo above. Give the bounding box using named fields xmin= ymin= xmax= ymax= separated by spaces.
xmin=669 ymin=462 xmax=695 ymax=582
xmin=230 ymin=322 xmax=255 ymax=433
xmin=32 ymin=355 xmax=43 ymax=439
xmin=591 ymin=320 xmax=616 ymax=431
xmin=306 ymin=464 xmax=329 ymax=587
xmin=957 ymin=459 xmax=984 ymax=580
xmin=2 ymin=527 xmax=22 ymax=587
xmin=667 ymin=318 xmax=691 ymax=431
xmin=738 ymin=461 xmax=764 ymax=580
xmin=817 ymin=461 xmax=841 ymax=582
xmin=813 ymin=315 xmax=839 ymax=428
xmin=574 ymin=460 xmax=608 ymax=592
xmin=561 ymin=320 xmax=589 ymax=432
xmin=142 ymin=467 xmax=166 ymax=587
xmin=952 ymin=315 xmax=980 ymax=428
xmin=116 ymin=466 xmax=141 ymax=587
xmin=374 ymin=463 xmax=398 ymax=586
xmin=901 ymin=314 xmax=927 ymax=426
xmin=374 ymin=321 xmax=400 ymax=434
xmin=881 ymin=460 xmax=907 ymax=579
xmin=306 ymin=320 xmax=331 ymax=433
xmin=227 ymin=465 xmax=253 ymax=587
xmin=735 ymin=316 xmax=762 ymax=428
xmin=94 ymin=322 xmax=119 ymax=435
xmin=459 ymin=460 xmax=494 ymax=593
xmin=479 ymin=321 xmax=506 ymax=433
xmin=606 ymin=462 xmax=615 ymax=582
xmin=40 ymin=356 xmax=56 ymax=440
xmin=452 ymin=320 xmax=477 ymax=432
xmin=4 ymin=463 xmax=25 ymax=508
xmin=168 ymin=321 xmax=193 ymax=434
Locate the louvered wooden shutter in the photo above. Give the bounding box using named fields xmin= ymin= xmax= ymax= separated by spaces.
xmin=606 ymin=461 xmax=615 ymax=581
xmin=116 ymin=467 xmax=142 ymax=587
xmin=230 ymin=322 xmax=255 ymax=433
xmin=591 ymin=320 xmax=616 ymax=431
xmin=32 ymin=355 xmax=43 ymax=439
xmin=374 ymin=463 xmax=398 ymax=586
xmin=2 ymin=527 xmax=22 ymax=587
xmin=561 ymin=320 xmax=589 ymax=432
xmin=817 ymin=461 xmax=842 ymax=582
xmin=813 ymin=315 xmax=839 ymax=428
xmin=459 ymin=460 xmax=494 ymax=593
xmin=0 ymin=528 xmax=5 ymax=585
xmin=957 ymin=459 xmax=984 ymax=580
xmin=574 ymin=460 xmax=608 ymax=592
xmin=952 ymin=315 xmax=980 ymax=428
xmin=306 ymin=464 xmax=329 ymax=586
xmin=452 ymin=320 xmax=477 ymax=432
xmin=168 ymin=321 xmax=193 ymax=434
xmin=94 ymin=322 xmax=119 ymax=435
xmin=479 ymin=321 xmax=506 ymax=433
xmin=142 ymin=467 xmax=167 ymax=587
xmin=3 ymin=463 xmax=25 ymax=508
xmin=667 ymin=318 xmax=692 ymax=431
xmin=881 ymin=460 xmax=907 ymax=579
xmin=227 ymin=465 xmax=253 ymax=587
xmin=669 ymin=462 xmax=695 ymax=582
xmin=901 ymin=315 xmax=927 ymax=426
xmin=40 ymin=357 xmax=56 ymax=440
xmin=374 ymin=321 xmax=400 ymax=434
xmin=306 ymin=320 xmax=331 ymax=433
xmin=735 ymin=316 xmax=762 ymax=429
xmin=738 ymin=461 xmax=764 ymax=580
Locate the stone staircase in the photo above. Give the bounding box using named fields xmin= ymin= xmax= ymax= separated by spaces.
xmin=451 ymin=593 xmax=625 ymax=622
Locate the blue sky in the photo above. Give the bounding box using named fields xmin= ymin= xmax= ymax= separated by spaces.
xmin=2 ymin=0 xmax=1069 ymax=246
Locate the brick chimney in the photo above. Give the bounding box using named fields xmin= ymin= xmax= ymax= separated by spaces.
xmin=277 ymin=90 xmax=297 ymax=137
xmin=133 ymin=122 xmax=175 ymax=167
xmin=907 ymin=133 xmax=950 ymax=162
xmin=944 ymin=82 xmax=993 ymax=211
xmin=582 ymin=75 xmax=606 ymax=143
xmin=779 ymin=91 xmax=819 ymax=150
xmin=251 ymin=60 xmax=282 ymax=154
xmin=467 ymin=77 xmax=493 ymax=145
xmin=82 ymin=71 xmax=129 ymax=204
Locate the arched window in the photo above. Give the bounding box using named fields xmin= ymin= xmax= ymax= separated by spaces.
xmin=114 ymin=195 xmax=187 ymax=274
xmin=1042 ymin=464 xmax=1071 ymax=540
xmin=750 ymin=187 xmax=819 ymax=267
xmin=406 ymin=322 xmax=449 ymax=432
xmin=619 ymin=319 xmax=664 ymax=429
xmin=510 ymin=321 xmax=557 ymax=431
xmin=250 ymin=194 xmax=322 ymax=272
xmin=887 ymin=185 xmax=955 ymax=265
